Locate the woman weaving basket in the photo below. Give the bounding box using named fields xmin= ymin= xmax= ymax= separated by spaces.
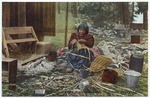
xmin=65 ymin=23 xmax=95 ymax=79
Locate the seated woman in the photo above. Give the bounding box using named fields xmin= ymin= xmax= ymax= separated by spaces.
xmin=65 ymin=23 xmax=95 ymax=79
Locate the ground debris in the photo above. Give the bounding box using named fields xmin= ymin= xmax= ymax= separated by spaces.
xmin=2 ymin=29 xmax=148 ymax=97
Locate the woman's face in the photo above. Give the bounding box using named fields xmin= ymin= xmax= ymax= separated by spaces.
xmin=78 ymin=28 xmax=86 ymax=37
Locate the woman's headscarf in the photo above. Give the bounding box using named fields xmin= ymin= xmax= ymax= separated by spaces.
xmin=77 ymin=23 xmax=89 ymax=34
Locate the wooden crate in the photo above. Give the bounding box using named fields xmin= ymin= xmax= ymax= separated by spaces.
xmin=131 ymin=35 xmax=140 ymax=43
xmin=35 ymin=42 xmax=51 ymax=55
xmin=2 ymin=58 xmax=17 ymax=83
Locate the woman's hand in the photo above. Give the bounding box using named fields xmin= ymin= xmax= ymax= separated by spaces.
xmin=70 ymin=39 xmax=77 ymax=45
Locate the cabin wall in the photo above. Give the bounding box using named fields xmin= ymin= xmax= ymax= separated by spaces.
xmin=2 ymin=2 xmax=56 ymax=41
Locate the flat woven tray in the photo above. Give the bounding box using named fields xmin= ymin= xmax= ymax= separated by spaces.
xmin=90 ymin=55 xmax=112 ymax=72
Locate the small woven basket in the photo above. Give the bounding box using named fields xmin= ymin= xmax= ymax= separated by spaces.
xmin=90 ymin=55 xmax=112 ymax=72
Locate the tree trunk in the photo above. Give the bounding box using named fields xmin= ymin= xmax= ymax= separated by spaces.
xmin=143 ymin=11 xmax=147 ymax=30
xmin=124 ymin=2 xmax=130 ymax=27
xmin=131 ymin=2 xmax=134 ymax=23
xmin=118 ymin=2 xmax=130 ymax=26
xmin=73 ymin=2 xmax=77 ymax=17
xmin=71 ymin=2 xmax=77 ymax=17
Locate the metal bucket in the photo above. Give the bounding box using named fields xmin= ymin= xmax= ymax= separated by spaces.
xmin=79 ymin=80 xmax=89 ymax=91
xmin=124 ymin=70 xmax=141 ymax=87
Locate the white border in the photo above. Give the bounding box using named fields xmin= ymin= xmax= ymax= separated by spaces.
xmin=1 ymin=0 xmax=149 ymax=2
xmin=0 ymin=0 xmax=149 ymax=98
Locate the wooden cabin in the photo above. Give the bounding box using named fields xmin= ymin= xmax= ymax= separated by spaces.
xmin=2 ymin=2 xmax=56 ymax=41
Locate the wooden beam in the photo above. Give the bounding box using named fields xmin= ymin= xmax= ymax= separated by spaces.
xmin=6 ymin=38 xmax=37 ymax=44
xmin=3 ymin=28 xmax=32 ymax=34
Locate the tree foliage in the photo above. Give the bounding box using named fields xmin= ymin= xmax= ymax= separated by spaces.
xmin=78 ymin=2 xmax=144 ymax=29
xmin=135 ymin=2 xmax=148 ymax=29
xmin=78 ymin=2 xmax=122 ymax=29
xmin=135 ymin=2 xmax=148 ymax=14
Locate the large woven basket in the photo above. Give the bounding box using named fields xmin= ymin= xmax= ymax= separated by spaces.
xmin=90 ymin=55 xmax=112 ymax=72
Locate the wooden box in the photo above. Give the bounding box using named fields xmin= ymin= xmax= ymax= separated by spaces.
xmin=35 ymin=42 xmax=51 ymax=55
xmin=131 ymin=35 xmax=140 ymax=43
xmin=2 ymin=58 xmax=17 ymax=83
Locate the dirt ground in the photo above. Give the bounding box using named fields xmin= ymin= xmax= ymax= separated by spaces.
xmin=2 ymin=32 xmax=148 ymax=96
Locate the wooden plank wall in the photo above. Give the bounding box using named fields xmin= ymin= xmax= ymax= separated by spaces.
xmin=2 ymin=3 xmax=10 ymax=27
xmin=43 ymin=2 xmax=55 ymax=36
xmin=26 ymin=2 xmax=56 ymax=36
xmin=2 ymin=2 xmax=56 ymax=38
xmin=10 ymin=2 xmax=18 ymax=27
xmin=26 ymin=2 xmax=43 ymax=37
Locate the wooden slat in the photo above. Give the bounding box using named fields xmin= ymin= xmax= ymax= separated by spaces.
xmin=3 ymin=27 xmax=32 ymax=34
xmin=6 ymin=38 xmax=37 ymax=44
xmin=3 ymin=27 xmax=33 ymax=29
xmin=2 ymin=58 xmax=17 ymax=62
xmin=5 ymin=34 xmax=20 ymax=52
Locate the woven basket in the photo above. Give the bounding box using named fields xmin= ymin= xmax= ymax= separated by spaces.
xmin=90 ymin=55 xmax=112 ymax=72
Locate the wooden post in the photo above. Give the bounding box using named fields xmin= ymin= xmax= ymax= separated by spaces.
xmin=143 ymin=11 xmax=147 ymax=30
xmin=64 ymin=2 xmax=69 ymax=47
xmin=2 ymin=58 xmax=18 ymax=83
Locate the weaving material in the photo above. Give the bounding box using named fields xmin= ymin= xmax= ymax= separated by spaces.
xmin=76 ymin=41 xmax=88 ymax=50
xmin=65 ymin=47 xmax=94 ymax=69
xmin=90 ymin=55 xmax=112 ymax=72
